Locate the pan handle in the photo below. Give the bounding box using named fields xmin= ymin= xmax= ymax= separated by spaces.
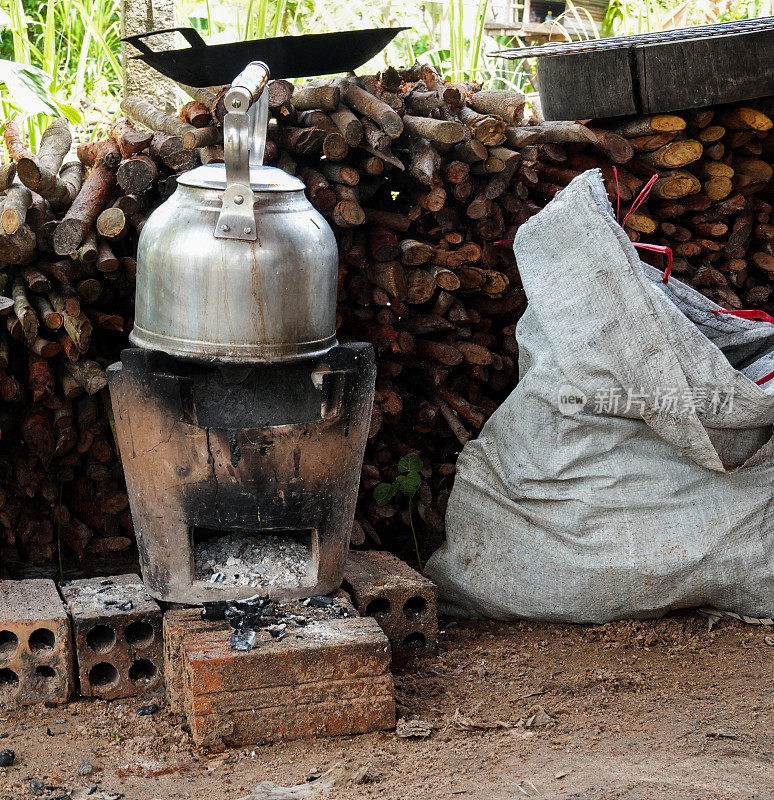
xmin=121 ymin=27 xmax=207 ymax=56
xmin=214 ymin=61 xmax=271 ymax=242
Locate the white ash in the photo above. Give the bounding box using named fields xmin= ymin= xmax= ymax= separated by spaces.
xmin=61 ymin=580 xmax=150 ymax=614
xmin=194 ymin=532 xmax=310 ymax=587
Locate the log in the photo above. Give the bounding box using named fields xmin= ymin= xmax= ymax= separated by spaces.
xmin=718 ymin=107 xmax=772 ymax=132
xmin=16 ymin=118 xmax=72 ymax=196
xmin=77 ymin=140 xmax=121 ymax=169
xmin=110 ymin=119 xmax=154 ymax=157
xmin=0 ymin=182 xmax=32 ymax=235
xmin=505 ymin=121 xmax=596 ymax=148
xmin=179 ymin=101 xmax=212 ymax=128
xmin=116 ymin=155 xmax=158 ymax=194
xmin=3 ymin=120 xmax=33 ymax=161
xmin=468 ymin=90 xmax=526 ymax=125
xmin=0 ymin=162 xmax=17 ymax=190
xmin=405 ymin=90 xmax=443 ymax=116
xmin=330 ymin=107 xmax=364 ymax=146
xmin=0 ymin=225 xmax=35 ymax=264
xmin=53 ymin=164 xmax=116 ymax=255
xmin=268 ymin=125 xmax=326 ymax=155
xmin=610 ymin=114 xmax=686 ymax=136
xmin=405 ymin=268 xmax=436 ymax=304
xmin=268 ymin=80 xmax=294 ymax=110
xmin=400 ymin=239 xmax=434 ymax=265
xmin=96 ymin=207 xmax=129 ymax=241
xmin=340 ymin=81 xmax=403 ymax=138
xmin=291 ymin=85 xmax=341 ymax=112
xmin=402 ymin=115 xmax=466 ymax=146
xmin=638 ymin=140 xmax=703 ymax=169
xmin=457 ymin=106 xmax=506 ymax=145
xmin=628 ymin=132 xmax=679 ymax=152
xmin=45 ymin=162 xmax=85 ymax=212
xmin=650 ymin=170 xmax=702 ymax=199
xmin=11 ymin=278 xmax=37 ymax=342
xmin=366 ymin=261 xmax=407 ymax=298
xmin=65 ymin=360 xmax=106 ymax=394
xmin=149 ymin=132 xmax=198 ymax=171
xmin=453 ymin=138 xmax=488 ymax=163
xmin=409 ymin=137 xmax=441 ymax=188
xmin=121 ymin=95 xmax=195 ymax=140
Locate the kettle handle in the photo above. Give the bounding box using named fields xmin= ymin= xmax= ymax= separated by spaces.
xmin=214 ymin=61 xmax=271 ymax=242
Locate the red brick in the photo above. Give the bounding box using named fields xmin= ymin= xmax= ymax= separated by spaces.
xmin=60 ymin=574 xmax=162 ymax=700
xmin=0 ymin=579 xmax=74 ymax=706
xmin=182 ymin=615 xmax=394 ymax=750
xmin=343 ymin=551 xmax=438 ymax=662
xmin=163 ymin=608 xmax=229 ymax=714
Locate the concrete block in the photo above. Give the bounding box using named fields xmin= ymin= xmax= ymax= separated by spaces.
xmin=343 ymin=551 xmax=438 ymax=662
xmin=182 ymin=613 xmax=394 ymax=750
xmin=0 ymin=580 xmax=74 ymax=706
xmin=61 ymin=574 xmax=163 ymax=700
xmin=120 ymin=0 xmax=177 ymax=112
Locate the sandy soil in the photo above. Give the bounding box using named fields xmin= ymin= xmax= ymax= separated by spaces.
xmin=1 ymin=612 xmax=772 ymax=800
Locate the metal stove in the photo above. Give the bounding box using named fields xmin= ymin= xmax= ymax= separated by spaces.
xmin=108 ymin=54 xmax=383 ymax=604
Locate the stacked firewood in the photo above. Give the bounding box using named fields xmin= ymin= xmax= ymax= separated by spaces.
xmin=536 ymin=103 xmax=774 ymax=311
xmin=1 ymin=62 xmax=772 ymax=570
xmin=0 ymin=118 xmax=158 ymax=569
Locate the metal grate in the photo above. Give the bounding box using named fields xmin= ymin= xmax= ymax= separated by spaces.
xmin=491 ymin=16 xmax=774 ymax=59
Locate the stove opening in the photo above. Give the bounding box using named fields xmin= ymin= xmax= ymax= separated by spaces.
xmin=191 ymin=527 xmax=317 ymax=589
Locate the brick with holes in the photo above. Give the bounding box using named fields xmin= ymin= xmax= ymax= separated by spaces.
xmin=181 ymin=613 xmax=394 ymax=750
xmin=343 ymin=551 xmax=438 ymax=663
xmin=60 ymin=574 xmax=162 ymax=700
xmin=0 ymin=579 xmax=74 ymax=706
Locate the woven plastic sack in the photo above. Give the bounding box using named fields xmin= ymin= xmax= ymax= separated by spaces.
xmin=425 ymin=170 xmax=774 ymax=623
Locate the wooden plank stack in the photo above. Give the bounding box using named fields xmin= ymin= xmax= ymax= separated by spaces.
xmin=0 ymin=62 xmax=772 ymax=570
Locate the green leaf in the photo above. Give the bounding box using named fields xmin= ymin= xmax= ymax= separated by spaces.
xmin=373 ymin=482 xmax=397 ymax=506
xmin=394 ymin=472 xmax=420 ymax=499
xmin=397 ymin=453 xmax=422 ymax=475
xmin=56 ymin=103 xmax=82 ymax=125
xmin=0 ymin=59 xmax=60 ymax=116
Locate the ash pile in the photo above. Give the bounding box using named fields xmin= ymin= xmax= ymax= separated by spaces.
xmin=202 ymin=593 xmax=356 ymax=651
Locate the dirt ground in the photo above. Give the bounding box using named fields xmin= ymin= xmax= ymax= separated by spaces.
xmin=0 ymin=612 xmax=772 ymax=800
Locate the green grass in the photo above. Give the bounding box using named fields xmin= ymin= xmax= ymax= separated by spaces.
xmin=1 ymin=0 xmax=121 ymax=148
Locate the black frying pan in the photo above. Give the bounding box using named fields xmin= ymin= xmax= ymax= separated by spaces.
xmin=123 ymin=27 xmax=408 ymax=87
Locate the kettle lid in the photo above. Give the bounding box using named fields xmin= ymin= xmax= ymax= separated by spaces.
xmin=177 ymin=163 xmax=305 ymax=192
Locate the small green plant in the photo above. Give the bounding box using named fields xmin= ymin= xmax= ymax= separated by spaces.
xmin=0 ymin=0 xmax=122 ymax=148
xmin=373 ymin=453 xmax=424 ymax=569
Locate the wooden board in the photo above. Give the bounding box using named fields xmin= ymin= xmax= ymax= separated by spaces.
xmin=538 ymin=27 xmax=774 ymax=120
xmin=539 ymin=47 xmax=637 ymax=120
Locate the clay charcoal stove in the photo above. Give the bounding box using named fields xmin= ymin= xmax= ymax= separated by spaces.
xmin=108 ymin=61 xmax=376 ymax=604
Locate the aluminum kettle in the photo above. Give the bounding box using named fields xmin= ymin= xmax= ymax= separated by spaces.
xmin=130 ymin=62 xmax=338 ymax=363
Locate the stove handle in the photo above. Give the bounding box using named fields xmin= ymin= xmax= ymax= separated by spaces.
xmin=312 ymin=363 xmax=357 ymax=421
xmin=215 ymin=61 xmax=270 ymax=242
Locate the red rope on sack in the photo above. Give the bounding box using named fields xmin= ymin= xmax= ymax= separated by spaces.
xmin=622 ymin=174 xmax=659 ymax=228
xmin=712 ymin=309 xmax=774 ymax=386
xmin=493 ymin=238 xmax=515 ymax=246
xmin=713 ymin=308 xmax=774 ymax=324
xmin=615 ymin=172 xmax=674 ymax=284
xmin=634 ymin=243 xmax=673 ymax=283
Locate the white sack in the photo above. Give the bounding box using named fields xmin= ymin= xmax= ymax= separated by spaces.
xmin=425 ymin=170 xmax=774 ymax=623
